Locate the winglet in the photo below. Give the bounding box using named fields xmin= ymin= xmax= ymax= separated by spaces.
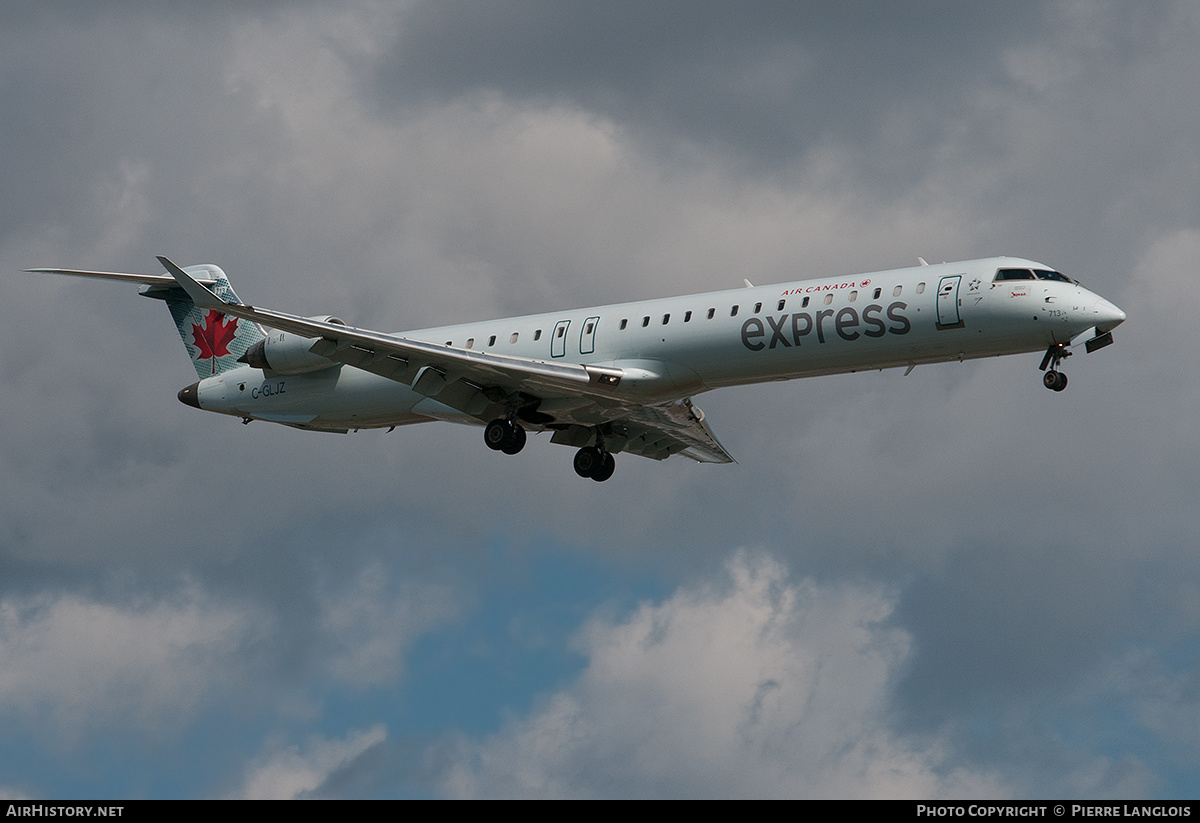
xmin=157 ymin=256 xmax=230 ymax=309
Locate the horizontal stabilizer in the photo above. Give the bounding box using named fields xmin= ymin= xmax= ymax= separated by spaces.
xmin=27 ymin=268 xmax=218 ymax=287
xmin=157 ymin=256 xmax=230 ymax=308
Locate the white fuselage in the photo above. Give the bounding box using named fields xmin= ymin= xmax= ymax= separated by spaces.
xmin=190 ymin=257 xmax=1125 ymax=430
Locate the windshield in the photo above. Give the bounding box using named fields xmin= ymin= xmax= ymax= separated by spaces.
xmin=994 ymin=268 xmax=1077 ymax=284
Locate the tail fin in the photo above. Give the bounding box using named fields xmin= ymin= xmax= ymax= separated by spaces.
xmin=141 ymin=264 xmax=265 ymax=379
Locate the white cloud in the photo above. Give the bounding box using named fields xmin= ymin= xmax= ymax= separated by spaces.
xmin=320 ymin=561 xmax=460 ymax=686
xmin=0 ymin=585 xmax=270 ymax=736
xmin=234 ymin=725 xmax=387 ymax=800
xmin=441 ymin=551 xmax=1008 ymax=798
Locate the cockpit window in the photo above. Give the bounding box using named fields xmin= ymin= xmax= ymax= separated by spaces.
xmin=994 ymin=268 xmax=1035 ymax=281
xmin=1034 ymin=269 xmax=1072 ymax=283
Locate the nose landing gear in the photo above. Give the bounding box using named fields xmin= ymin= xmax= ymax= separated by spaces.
xmin=1042 ymin=370 xmax=1068 ymax=392
xmin=1039 ymin=342 xmax=1071 ymax=392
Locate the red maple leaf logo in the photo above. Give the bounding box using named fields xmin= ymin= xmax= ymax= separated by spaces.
xmin=191 ymin=310 xmax=239 ymax=374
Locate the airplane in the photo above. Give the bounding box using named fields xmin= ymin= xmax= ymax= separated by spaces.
xmin=27 ymin=255 xmax=1125 ymax=481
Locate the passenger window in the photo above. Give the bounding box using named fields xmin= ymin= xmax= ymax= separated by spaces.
xmin=466 ymin=338 xmax=474 ymax=348
xmin=488 ymin=335 xmax=496 ymax=346
xmin=801 ymin=296 xmax=810 ymax=308
xmin=753 ymin=302 xmax=762 ymax=313
xmin=585 ymin=322 xmax=594 ymax=334
xmin=662 ymin=314 xmax=670 ymax=325
xmin=534 ymin=329 xmax=542 ymax=341
xmin=730 ymin=305 xmax=739 ymax=317
xmin=684 ymin=311 xmax=692 ymax=322
xmin=916 ymin=282 xmax=926 ymax=294
xmin=823 ymin=294 xmax=833 ymax=305
xmin=556 ymin=326 xmax=565 ymax=338
xmin=707 ymin=308 xmax=715 ymax=319
xmin=619 ymin=319 xmax=628 ymax=330
xmin=510 ymin=333 xmax=519 ymax=344
xmin=872 ymin=288 xmax=881 ymax=299
xmin=777 ymin=300 xmax=786 ymax=311
xmin=642 ymin=316 xmax=650 ymax=327
xmin=848 ymin=290 xmax=857 ymax=302
xmin=893 ymin=285 xmax=903 ymax=297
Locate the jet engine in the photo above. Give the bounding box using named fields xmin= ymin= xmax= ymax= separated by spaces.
xmin=238 ymin=317 xmax=345 ymax=374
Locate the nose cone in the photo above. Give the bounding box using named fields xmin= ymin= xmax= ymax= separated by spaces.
xmin=1093 ymin=297 xmax=1126 ymax=331
xmin=178 ymin=382 xmax=201 ymax=409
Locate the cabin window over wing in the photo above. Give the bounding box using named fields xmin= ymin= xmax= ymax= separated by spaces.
xmin=488 ymin=335 xmax=496 ymax=346
xmin=994 ymin=268 xmax=1034 ymax=281
xmin=466 ymin=338 xmax=474 ymax=348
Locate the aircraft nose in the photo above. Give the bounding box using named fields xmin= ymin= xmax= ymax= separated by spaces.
xmin=178 ymin=382 xmax=201 ymax=409
xmin=1092 ymin=297 xmax=1126 ymax=331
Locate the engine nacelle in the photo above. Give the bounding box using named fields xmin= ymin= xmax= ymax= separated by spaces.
xmin=238 ymin=317 xmax=345 ymax=374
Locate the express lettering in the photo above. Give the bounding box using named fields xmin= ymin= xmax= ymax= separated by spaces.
xmin=741 ymin=302 xmax=909 ymax=351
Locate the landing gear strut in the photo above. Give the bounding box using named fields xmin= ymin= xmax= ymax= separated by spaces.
xmin=573 ymin=446 xmax=615 ymax=482
xmin=1039 ymin=343 xmax=1071 ymax=392
xmin=484 ymin=419 xmax=526 ymax=454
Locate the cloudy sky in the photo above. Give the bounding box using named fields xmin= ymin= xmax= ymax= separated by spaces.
xmin=1 ymin=1 xmax=1197 ymax=799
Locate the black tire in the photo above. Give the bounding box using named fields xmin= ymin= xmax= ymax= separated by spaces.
xmin=484 ymin=419 xmax=513 ymax=451
xmin=574 ymin=446 xmax=602 ymax=478
xmin=1053 ymin=372 xmax=1068 ymax=392
xmin=501 ymin=424 xmax=527 ymax=455
xmin=1043 ymin=370 xmax=1060 ymax=390
xmin=591 ymin=452 xmax=616 ymax=482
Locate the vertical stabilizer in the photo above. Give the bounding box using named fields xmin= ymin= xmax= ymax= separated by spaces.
xmin=140 ymin=265 xmax=265 ymax=379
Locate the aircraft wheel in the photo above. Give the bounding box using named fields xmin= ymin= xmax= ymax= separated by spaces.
xmin=501 ymin=424 xmax=527 ymax=455
xmin=1043 ymin=370 xmax=1062 ymax=391
xmin=573 ymin=446 xmax=603 ymax=478
xmin=591 ymin=452 xmax=616 ymax=482
xmin=484 ymin=419 xmax=514 ymax=451
xmin=1053 ymin=372 xmax=1068 ymax=392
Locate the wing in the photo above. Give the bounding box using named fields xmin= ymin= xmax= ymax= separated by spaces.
xmin=159 ymin=257 xmax=735 ymax=464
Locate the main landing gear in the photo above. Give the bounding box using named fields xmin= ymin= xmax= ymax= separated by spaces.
xmin=1039 ymin=342 xmax=1071 ymax=392
xmin=573 ymin=446 xmax=616 ymax=482
xmin=483 ymin=418 xmax=526 ymax=454
xmin=484 ymin=417 xmax=617 ymax=481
